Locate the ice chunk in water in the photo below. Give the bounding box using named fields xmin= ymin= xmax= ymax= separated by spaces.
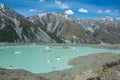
xmin=14 ymin=51 xmax=22 ymax=54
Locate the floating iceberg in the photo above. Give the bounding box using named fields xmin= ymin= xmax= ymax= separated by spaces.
xmin=46 ymin=60 xmax=51 ymax=63
xmin=14 ymin=51 xmax=22 ymax=54
xmin=55 ymin=57 xmax=62 ymax=61
xmin=46 ymin=46 xmax=50 ymax=50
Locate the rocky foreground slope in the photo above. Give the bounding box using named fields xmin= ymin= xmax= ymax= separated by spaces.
xmin=0 ymin=69 xmax=50 ymax=80
xmin=0 ymin=53 xmax=120 ymax=80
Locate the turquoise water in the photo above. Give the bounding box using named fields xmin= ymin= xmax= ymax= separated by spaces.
xmin=0 ymin=45 xmax=120 ymax=73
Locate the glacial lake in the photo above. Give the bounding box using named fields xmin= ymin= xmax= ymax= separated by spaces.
xmin=0 ymin=45 xmax=120 ymax=73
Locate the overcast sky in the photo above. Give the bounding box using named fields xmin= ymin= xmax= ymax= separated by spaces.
xmin=0 ymin=0 xmax=120 ymax=19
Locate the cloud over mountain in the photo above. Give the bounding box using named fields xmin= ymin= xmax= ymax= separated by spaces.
xmin=98 ymin=10 xmax=102 ymax=13
xmin=78 ymin=8 xmax=88 ymax=13
xmin=29 ymin=9 xmax=37 ymax=12
xmin=65 ymin=10 xmax=74 ymax=15
xmin=105 ymin=10 xmax=111 ymax=13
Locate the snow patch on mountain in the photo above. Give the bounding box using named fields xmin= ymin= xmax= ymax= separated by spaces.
xmin=0 ymin=3 xmax=4 ymax=9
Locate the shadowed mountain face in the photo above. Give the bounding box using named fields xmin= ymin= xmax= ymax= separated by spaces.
xmin=0 ymin=3 xmax=120 ymax=44
xmin=0 ymin=3 xmax=52 ymax=43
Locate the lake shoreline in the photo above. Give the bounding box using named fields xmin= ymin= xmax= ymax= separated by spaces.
xmin=0 ymin=42 xmax=120 ymax=49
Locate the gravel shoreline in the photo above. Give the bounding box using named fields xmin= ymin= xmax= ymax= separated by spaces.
xmin=0 ymin=43 xmax=120 ymax=50
xmin=40 ymin=53 xmax=120 ymax=80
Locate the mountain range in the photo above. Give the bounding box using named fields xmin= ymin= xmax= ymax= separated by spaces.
xmin=0 ymin=3 xmax=120 ymax=44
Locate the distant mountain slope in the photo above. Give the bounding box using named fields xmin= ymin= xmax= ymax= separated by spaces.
xmin=28 ymin=12 xmax=99 ymax=44
xmin=28 ymin=12 xmax=120 ymax=44
xmin=78 ymin=17 xmax=120 ymax=43
xmin=0 ymin=3 xmax=52 ymax=43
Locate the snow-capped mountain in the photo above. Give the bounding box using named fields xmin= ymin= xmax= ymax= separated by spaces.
xmin=0 ymin=3 xmax=52 ymax=43
xmin=98 ymin=16 xmax=120 ymax=28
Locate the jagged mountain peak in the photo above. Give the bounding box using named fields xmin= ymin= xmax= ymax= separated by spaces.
xmin=0 ymin=2 xmax=6 ymax=13
xmin=35 ymin=12 xmax=77 ymax=22
xmin=100 ymin=16 xmax=115 ymax=21
xmin=0 ymin=2 xmax=24 ymax=20
xmin=96 ymin=16 xmax=120 ymax=28
xmin=28 ymin=12 xmax=78 ymax=33
xmin=0 ymin=3 xmax=4 ymax=9
xmin=37 ymin=12 xmax=71 ymax=16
